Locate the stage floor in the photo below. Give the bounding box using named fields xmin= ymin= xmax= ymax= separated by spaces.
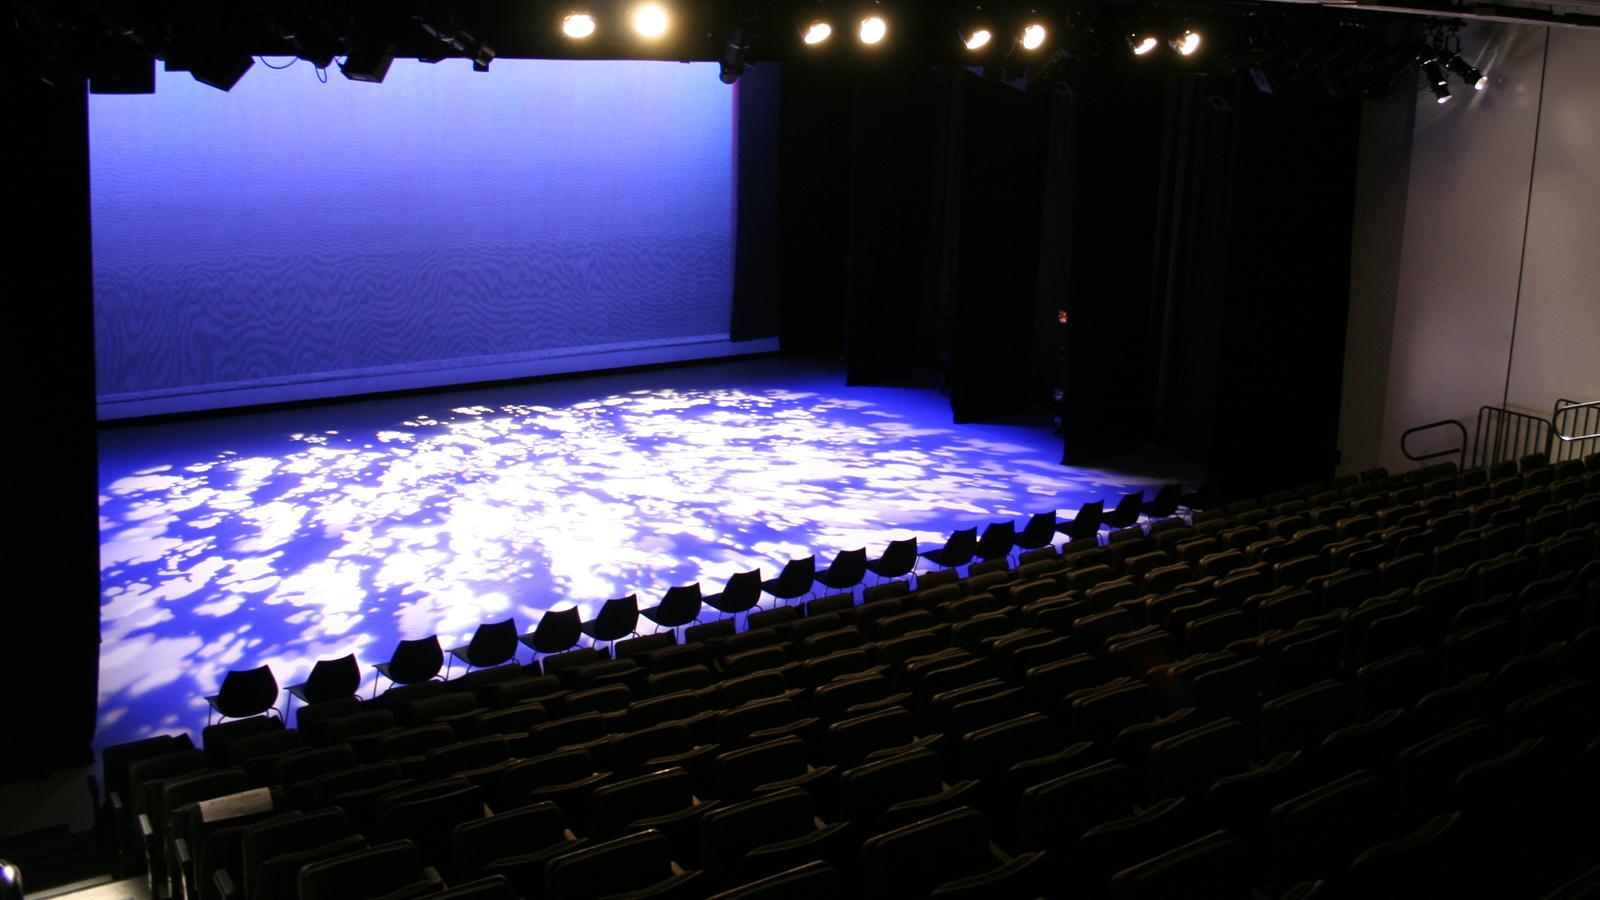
xmin=95 ymin=357 xmax=1184 ymax=751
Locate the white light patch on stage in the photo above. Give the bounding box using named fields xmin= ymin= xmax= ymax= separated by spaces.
xmin=96 ymin=377 xmax=1160 ymax=751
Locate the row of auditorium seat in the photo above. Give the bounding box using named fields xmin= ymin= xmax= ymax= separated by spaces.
xmin=97 ymin=450 xmax=1600 ymax=899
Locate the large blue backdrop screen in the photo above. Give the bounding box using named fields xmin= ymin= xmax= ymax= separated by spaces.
xmin=89 ymin=59 xmax=735 ymax=411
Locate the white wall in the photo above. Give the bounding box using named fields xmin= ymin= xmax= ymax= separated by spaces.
xmin=1338 ymin=23 xmax=1600 ymax=475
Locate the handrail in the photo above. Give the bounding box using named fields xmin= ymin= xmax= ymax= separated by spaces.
xmin=1473 ymin=405 xmax=1551 ymax=469
xmin=1401 ymin=419 xmax=1467 ymax=470
xmin=1552 ymin=398 xmax=1600 ymax=443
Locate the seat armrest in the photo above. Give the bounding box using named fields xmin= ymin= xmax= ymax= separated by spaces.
xmin=213 ymin=868 xmax=238 ymax=900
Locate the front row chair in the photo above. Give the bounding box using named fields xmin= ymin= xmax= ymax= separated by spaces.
xmin=520 ymin=607 xmax=583 ymax=659
xmin=973 ymin=521 xmax=1017 ymax=563
xmin=1058 ymin=500 xmax=1105 ymax=543
xmin=919 ymin=527 xmax=979 ymax=571
xmin=641 ymin=583 xmax=703 ymax=633
xmin=1104 ymin=491 xmax=1147 ymax=530
xmin=373 ymin=636 xmax=444 ymax=697
xmin=706 ymin=569 xmax=764 ymax=619
xmin=581 ymin=595 xmax=640 ymax=652
xmin=446 ymin=618 xmax=519 ymax=679
xmin=1145 ymin=483 xmax=1184 ymax=521
xmin=762 ymin=556 xmax=817 ymax=606
xmin=866 ymin=538 xmax=918 ymax=582
xmin=286 ymin=654 xmax=361 ymax=722
xmin=206 ymin=665 xmax=280 ymax=725
xmin=815 ymin=548 xmax=868 ymax=594
xmin=1015 ymin=512 xmax=1059 ymax=553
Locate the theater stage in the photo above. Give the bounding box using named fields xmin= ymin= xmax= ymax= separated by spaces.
xmin=95 ymin=357 xmax=1178 ymax=751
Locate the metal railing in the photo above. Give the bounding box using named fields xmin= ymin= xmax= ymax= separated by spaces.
xmin=1470 ymin=405 xmax=1552 ymax=470
xmin=1401 ymin=419 xmax=1467 ymax=470
xmin=1552 ymin=398 xmax=1600 ymax=462
xmin=1400 ymin=397 xmax=1595 ymax=473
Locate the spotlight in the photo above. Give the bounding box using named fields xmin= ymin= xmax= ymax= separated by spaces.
xmin=1443 ymin=52 xmax=1487 ymax=90
xmin=340 ymin=40 xmax=394 ymax=82
xmin=720 ymin=24 xmax=751 ymax=84
xmin=1128 ymin=33 xmax=1159 ymax=56
xmin=859 ymin=14 xmax=888 ymax=45
xmin=1020 ymin=23 xmax=1048 ymax=51
xmin=562 ymin=12 xmax=597 ymax=39
xmin=963 ymin=28 xmax=993 ymax=51
xmin=803 ymin=20 xmax=833 ymax=45
xmin=1169 ymin=30 xmax=1201 ymax=56
xmin=190 ymin=52 xmax=253 ymax=91
xmin=1431 ymin=80 xmax=1452 ymax=103
xmin=1423 ymin=59 xmax=1448 ymax=86
xmin=633 ymin=3 xmax=669 ymax=39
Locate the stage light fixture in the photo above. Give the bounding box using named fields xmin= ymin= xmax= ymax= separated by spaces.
xmin=1423 ymin=59 xmax=1448 ymax=86
xmin=562 ymin=12 xmax=597 ymax=39
xmin=633 ymin=2 xmax=670 ymax=39
xmin=340 ymin=40 xmax=394 ymax=82
xmin=720 ymin=24 xmax=751 ymax=84
xmin=1443 ymin=52 xmax=1487 ymax=90
xmin=803 ymin=20 xmax=833 ymax=44
xmin=1128 ymin=33 xmax=1158 ymax=56
xmin=1170 ymin=30 xmax=1201 ymax=56
xmin=190 ymin=53 xmax=253 ymax=91
xmin=1021 ymin=23 xmax=1048 ymax=51
xmin=963 ymin=27 xmax=993 ymax=51
xmin=859 ymin=14 xmax=888 ymax=45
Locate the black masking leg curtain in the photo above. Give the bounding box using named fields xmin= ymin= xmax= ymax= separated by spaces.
xmin=946 ymin=72 xmax=1050 ymax=424
xmin=7 ymin=76 xmax=101 ymax=777
xmin=1054 ymin=68 xmax=1359 ymax=499
xmin=730 ymin=65 xmax=781 ymax=344
xmin=775 ymin=62 xmax=851 ymax=357
xmin=1056 ymin=66 xmax=1168 ymax=465
xmin=775 ymin=64 xmax=1049 ymax=403
xmin=842 ymin=64 xmax=935 ymax=386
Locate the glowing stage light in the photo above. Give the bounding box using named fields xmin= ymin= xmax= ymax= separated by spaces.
xmin=859 ymin=15 xmax=887 ymax=45
xmin=1128 ymin=34 xmax=1158 ymax=56
xmin=964 ymin=28 xmax=993 ymax=51
xmin=803 ymin=20 xmax=833 ymax=45
xmin=562 ymin=13 xmax=596 ymax=39
xmin=1170 ymin=30 xmax=1201 ymax=56
xmin=633 ymin=3 xmax=669 ymax=39
xmin=1444 ymin=53 xmax=1487 ymax=90
xmin=1021 ymin=23 xmax=1048 ymax=51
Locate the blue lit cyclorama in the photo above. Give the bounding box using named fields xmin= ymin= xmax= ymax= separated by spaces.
xmin=89 ymin=59 xmax=735 ymax=412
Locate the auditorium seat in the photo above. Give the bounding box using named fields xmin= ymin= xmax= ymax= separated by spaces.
xmin=860 ymin=807 xmax=1039 ymax=900
xmin=699 ymin=787 xmax=849 ymax=887
xmin=814 ymin=548 xmax=867 ymax=595
xmin=296 ymin=839 xmax=437 ymax=900
xmin=285 ymin=655 xmax=362 ymax=724
xmin=761 ymin=557 xmax=817 ymax=607
xmin=206 ymin=666 xmax=281 ymax=725
xmin=1057 ymin=500 xmax=1105 ymax=543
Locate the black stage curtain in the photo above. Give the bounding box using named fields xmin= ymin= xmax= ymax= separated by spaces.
xmin=774 ymin=64 xmax=1048 ymax=407
xmin=1053 ymin=69 xmax=1360 ymax=499
xmin=5 ymin=76 xmax=101 ymax=778
xmin=947 ymin=72 xmax=1050 ymax=423
xmin=1056 ymin=66 xmax=1168 ymax=460
xmin=775 ymin=62 xmax=852 ymax=356
xmin=842 ymin=64 xmax=936 ymax=386
xmin=730 ymin=65 xmax=781 ymax=343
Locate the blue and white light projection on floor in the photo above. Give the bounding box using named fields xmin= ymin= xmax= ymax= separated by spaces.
xmin=89 ymin=58 xmax=733 ymax=410
xmin=97 ymin=361 xmax=1158 ymax=750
